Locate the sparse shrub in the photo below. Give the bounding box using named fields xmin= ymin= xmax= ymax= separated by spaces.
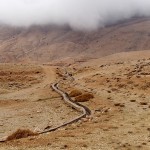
xmin=69 ymin=90 xmax=82 ymax=97
xmin=140 ymin=82 xmax=150 ymax=90
xmin=130 ymin=100 xmax=136 ymax=102
xmin=75 ymin=93 xmax=94 ymax=102
xmin=118 ymin=84 xmax=126 ymax=88
xmin=6 ymin=129 xmax=38 ymax=141
xmin=140 ymin=102 xmax=148 ymax=105
xmin=114 ymin=103 xmax=125 ymax=107
xmin=127 ymin=81 xmax=134 ymax=84
xmin=111 ymin=88 xmax=118 ymax=91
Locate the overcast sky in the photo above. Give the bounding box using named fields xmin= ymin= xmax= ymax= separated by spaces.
xmin=0 ymin=0 xmax=150 ymax=30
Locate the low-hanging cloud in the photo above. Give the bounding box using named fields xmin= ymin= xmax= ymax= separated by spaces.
xmin=0 ymin=0 xmax=150 ymax=30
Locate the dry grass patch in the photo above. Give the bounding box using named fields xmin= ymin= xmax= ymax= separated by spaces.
xmin=75 ymin=93 xmax=94 ymax=102
xmin=6 ymin=129 xmax=38 ymax=141
xmin=69 ymin=89 xmax=82 ymax=97
xmin=0 ymin=64 xmax=44 ymax=91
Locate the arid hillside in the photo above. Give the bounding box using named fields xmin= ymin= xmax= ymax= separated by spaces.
xmin=0 ymin=50 xmax=150 ymax=150
xmin=0 ymin=17 xmax=150 ymax=63
xmin=0 ymin=17 xmax=150 ymax=150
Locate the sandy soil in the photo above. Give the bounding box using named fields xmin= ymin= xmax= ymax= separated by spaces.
xmin=0 ymin=64 xmax=80 ymax=141
xmin=0 ymin=50 xmax=150 ymax=149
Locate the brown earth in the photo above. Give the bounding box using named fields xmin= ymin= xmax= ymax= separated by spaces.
xmin=0 ymin=64 xmax=80 ymax=141
xmin=0 ymin=17 xmax=150 ymax=149
xmin=0 ymin=50 xmax=150 ymax=149
xmin=0 ymin=64 xmax=44 ymax=93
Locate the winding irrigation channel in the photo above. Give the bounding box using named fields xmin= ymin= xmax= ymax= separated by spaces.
xmin=0 ymin=69 xmax=91 ymax=142
xmin=39 ymin=82 xmax=91 ymax=134
xmin=39 ymin=68 xmax=91 ymax=134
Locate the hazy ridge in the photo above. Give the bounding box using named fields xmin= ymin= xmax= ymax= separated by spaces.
xmin=0 ymin=18 xmax=150 ymax=63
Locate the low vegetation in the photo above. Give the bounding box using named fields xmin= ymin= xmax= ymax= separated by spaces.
xmin=69 ymin=89 xmax=82 ymax=97
xmin=75 ymin=93 xmax=94 ymax=102
xmin=6 ymin=129 xmax=38 ymax=141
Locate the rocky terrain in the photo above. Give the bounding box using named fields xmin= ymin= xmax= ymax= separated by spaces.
xmin=0 ymin=50 xmax=149 ymax=149
xmin=0 ymin=18 xmax=150 ymax=149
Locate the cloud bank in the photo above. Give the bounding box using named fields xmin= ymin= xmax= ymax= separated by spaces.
xmin=0 ymin=0 xmax=150 ymax=30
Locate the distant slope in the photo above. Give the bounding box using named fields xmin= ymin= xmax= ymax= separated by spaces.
xmin=0 ymin=17 xmax=150 ymax=63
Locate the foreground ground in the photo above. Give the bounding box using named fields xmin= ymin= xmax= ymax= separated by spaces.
xmin=0 ymin=50 xmax=150 ymax=149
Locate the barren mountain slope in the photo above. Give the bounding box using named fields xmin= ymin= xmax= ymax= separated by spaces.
xmin=0 ymin=17 xmax=150 ymax=63
xmin=0 ymin=50 xmax=150 ymax=150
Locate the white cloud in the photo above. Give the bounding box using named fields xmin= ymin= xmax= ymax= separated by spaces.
xmin=0 ymin=0 xmax=150 ymax=30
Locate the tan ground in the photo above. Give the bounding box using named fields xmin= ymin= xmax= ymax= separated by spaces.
xmin=0 ymin=64 xmax=80 ymax=142
xmin=0 ymin=50 xmax=150 ymax=149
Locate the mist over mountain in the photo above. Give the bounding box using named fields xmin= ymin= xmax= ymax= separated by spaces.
xmin=0 ymin=17 xmax=150 ymax=63
xmin=0 ymin=0 xmax=150 ymax=30
xmin=0 ymin=1 xmax=150 ymax=63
